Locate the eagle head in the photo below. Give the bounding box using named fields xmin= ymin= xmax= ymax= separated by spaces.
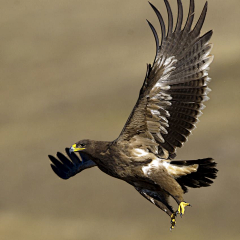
xmin=70 ymin=139 xmax=92 ymax=153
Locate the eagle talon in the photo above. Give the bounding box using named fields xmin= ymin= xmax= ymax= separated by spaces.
xmin=177 ymin=201 xmax=190 ymax=216
xmin=170 ymin=213 xmax=177 ymax=230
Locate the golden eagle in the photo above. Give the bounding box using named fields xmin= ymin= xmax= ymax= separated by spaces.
xmin=49 ymin=0 xmax=218 ymax=230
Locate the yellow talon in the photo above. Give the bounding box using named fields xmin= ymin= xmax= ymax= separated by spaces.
xmin=177 ymin=201 xmax=190 ymax=217
xmin=169 ymin=202 xmax=191 ymax=230
xmin=170 ymin=213 xmax=177 ymax=230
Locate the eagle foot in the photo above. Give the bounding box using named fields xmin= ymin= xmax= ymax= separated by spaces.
xmin=177 ymin=201 xmax=191 ymax=217
xmin=170 ymin=213 xmax=177 ymax=230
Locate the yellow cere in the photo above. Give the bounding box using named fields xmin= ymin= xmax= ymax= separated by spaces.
xmin=71 ymin=144 xmax=85 ymax=152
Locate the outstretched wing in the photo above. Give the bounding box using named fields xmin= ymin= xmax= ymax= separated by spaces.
xmin=117 ymin=0 xmax=213 ymax=159
xmin=49 ymin=148 xmax=96 ymax=179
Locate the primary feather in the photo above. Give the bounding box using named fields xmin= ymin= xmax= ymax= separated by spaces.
xmin=118 ymin=0 xmax=213 ymax=160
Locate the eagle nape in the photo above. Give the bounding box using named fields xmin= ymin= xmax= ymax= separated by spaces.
xmin=49 ymin=0 xmax=218 ymax=230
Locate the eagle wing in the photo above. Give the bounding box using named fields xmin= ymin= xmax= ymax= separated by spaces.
xmin=117 ymin=0 xmax=213 ymax=159
xmin=49 ymin=148 xmax=96 ymax=179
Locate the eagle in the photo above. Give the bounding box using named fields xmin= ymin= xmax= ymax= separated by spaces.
xmin=49 ymin=0 xmax=218 ymax=230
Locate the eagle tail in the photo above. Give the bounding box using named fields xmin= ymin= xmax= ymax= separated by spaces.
xmin=170 ymin=158 xmax=218 ymax=193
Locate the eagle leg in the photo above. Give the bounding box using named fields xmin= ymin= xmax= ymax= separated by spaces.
xmin=169 ymin=202 xmax=190 ymax=230
xmin=135 ymin=188 xmax=174 ymax=217
xmin=177 ymin=201 xmax=191 ymax=217
xmin=170 ymin=212 xmax=177 ymax=230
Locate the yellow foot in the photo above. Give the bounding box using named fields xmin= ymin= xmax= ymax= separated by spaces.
xmin=177 ymin=201 xmax=191 ymax=217
xmin=170 ymin=213 xmax=177 ymax=230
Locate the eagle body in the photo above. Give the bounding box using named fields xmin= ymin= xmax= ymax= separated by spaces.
xmin=49 ymin=0 xmax=218 ymax=230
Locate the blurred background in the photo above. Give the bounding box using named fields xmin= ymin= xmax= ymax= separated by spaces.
xmin=1 ymin=0 xmax=239 ymax=239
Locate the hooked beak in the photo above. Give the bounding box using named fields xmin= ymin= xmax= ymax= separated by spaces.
xmin=69 ymin=144 xmax=86 ymax=153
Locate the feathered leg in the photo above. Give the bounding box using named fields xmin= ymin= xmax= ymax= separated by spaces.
xmin=135 ymin=187 xmax=181 ymax=229
xmin=148 ymin=171 xmax=191 ymax=229
xmin=135 ymin=187 xmax=173 ymax=216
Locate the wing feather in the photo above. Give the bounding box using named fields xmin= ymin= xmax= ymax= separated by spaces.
xmin=164 ymin=0 xmax=173 ymax=36
xmin=183 ymin=0 xmax=195 ymax=33
xmin=174 ymin=0 xmax=183 ymax=32
xmin=192 ymin=2 xmax=208 ymax=37
xmin=117 ymin=1 xmax=213 ymax=159
xmin=146 ymin=20 xmax=159 ymax=62
xmin=148 ymin=2 xmax=166 ymax=45
xmin=49 ymin=148 xmax=96 ymax=179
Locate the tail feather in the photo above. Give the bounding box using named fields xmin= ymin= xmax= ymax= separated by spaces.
xmin=171 ymin=158 xmax=218 ymax=193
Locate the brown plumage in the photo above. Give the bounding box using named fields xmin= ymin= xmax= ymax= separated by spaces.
xmin=49 ymin=0 xmax=218 ymax=230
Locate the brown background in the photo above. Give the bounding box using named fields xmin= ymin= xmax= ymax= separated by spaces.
xmin=1 ymin=0 xmax=240 ymax=239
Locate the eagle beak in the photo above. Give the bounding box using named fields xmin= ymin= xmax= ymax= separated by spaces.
xmin=69 ymin=144 xmax=85 ymax=153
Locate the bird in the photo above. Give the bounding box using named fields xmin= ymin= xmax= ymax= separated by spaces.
xmin=49 ymin=0 xmax=218 ymax=230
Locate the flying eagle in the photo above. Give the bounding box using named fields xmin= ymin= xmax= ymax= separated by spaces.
xmin=49 ymin=0 xmax=218 ymax=230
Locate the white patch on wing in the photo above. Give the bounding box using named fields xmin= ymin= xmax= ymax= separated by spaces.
xmin=142 ymin=158 xmax=199 ymax=178
xmin=151 ymin=56 xmax=177 ymax=93
xmin=132 ymin=148 xmax=149 ymax=157
xmin=163 ymin=56 xmax=177 ymax=67
xmin=151 ymin=55 xmax=175 ymax=102
xmin=154 ymin=82 xmax=170 ymax=90
xmin=142 ymin=158 xmax=161 ymax=176
xmin=150 ymin=109 xmax=160 ymax=116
